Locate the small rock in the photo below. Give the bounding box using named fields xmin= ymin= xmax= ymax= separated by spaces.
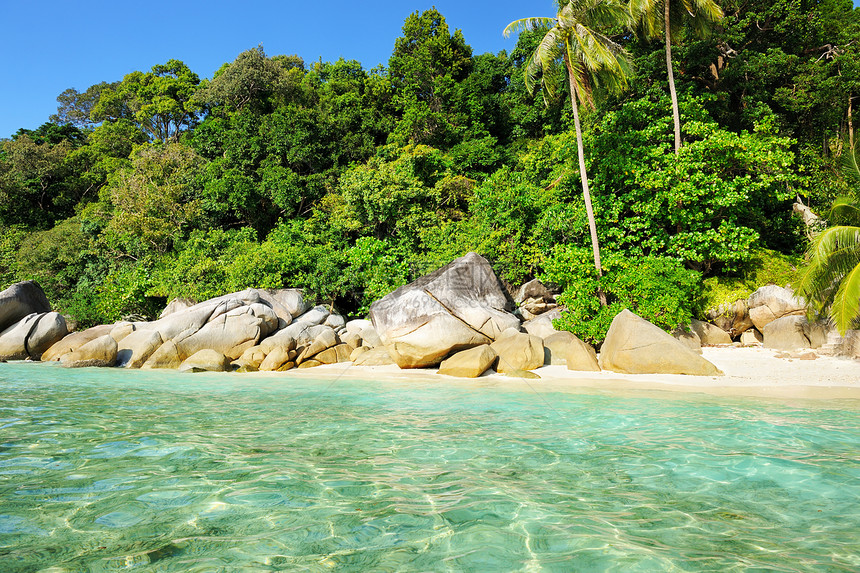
xmin=179 ymin=349 xmax=230 ymax=372
xmin=543 ymin=331 xmax=599 ymax=371
xmin=490 ymin=333 xmax=544 ymax=373
xmin=438 ymin=345 xmax=497 ymax=378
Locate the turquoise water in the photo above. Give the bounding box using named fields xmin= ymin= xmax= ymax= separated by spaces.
xmin=0 ymin=364 xmax=859 ymax=572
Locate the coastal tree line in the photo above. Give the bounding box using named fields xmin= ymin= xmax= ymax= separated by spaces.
xmin=1 ymin=0 xmax=858 ymax=341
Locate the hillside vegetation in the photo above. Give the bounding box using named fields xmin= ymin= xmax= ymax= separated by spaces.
xmin=1 ymin=0 xmax=858 ymax=341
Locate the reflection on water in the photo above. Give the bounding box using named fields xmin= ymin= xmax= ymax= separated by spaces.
xmin=0 ymin=362 xmax=859 ymax=572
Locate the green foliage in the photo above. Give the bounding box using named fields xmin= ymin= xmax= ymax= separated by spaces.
xmin=542 ymin=246 xmax=702 ymax=343
xmin=92 ymin=60 xmax=202 ymax=142
xmin=696 ymin=249 xmax=804 ymax=315
xmin=0 ymin=225 xmax=27 ymax=289
xmin=590 ymin=93 xmax=803 ymax=272
xmin=100 ymin=143 xmax=205 ymax=255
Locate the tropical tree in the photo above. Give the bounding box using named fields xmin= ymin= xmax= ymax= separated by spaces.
xmin=796 ymin=142 xmax=860 ymax=334
xmin=504 ymin=0 xmax=632 ymax=299
xmin=629 ymin=0 xmax=723 ymax=153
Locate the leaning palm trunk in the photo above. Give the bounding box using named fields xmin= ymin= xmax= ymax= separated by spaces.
xmin=665 ymin=0 xmax=682 ymax=154
xmin=564 ymin=53 xmax=608 ymax=305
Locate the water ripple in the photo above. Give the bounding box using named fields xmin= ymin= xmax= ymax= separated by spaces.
xmin=0 ymin=362 xmax=858 ymax=572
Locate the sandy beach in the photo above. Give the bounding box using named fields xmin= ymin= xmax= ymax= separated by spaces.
xmin=274 ymin=346 xmax=860 ymax=401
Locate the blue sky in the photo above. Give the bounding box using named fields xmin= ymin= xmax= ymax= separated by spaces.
xmin=0 ymin=0 xmax=553 ymax=138
xmin=1 ymin=0 xmax=858 ymax=139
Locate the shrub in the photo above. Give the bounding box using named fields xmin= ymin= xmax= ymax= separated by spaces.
xmin=541 ymin=246 xmax=701 ymax=344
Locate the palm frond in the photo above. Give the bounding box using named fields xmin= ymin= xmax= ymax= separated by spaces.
xmin=829 ymin=196 xmax=860 ymax=225
xmin=503 ymin=17 xmax=556 ymax=38
xmin=843 ymin=139 xmax=860 ymax=190
xmin=830 ymin=262 xmax=860 ymax=334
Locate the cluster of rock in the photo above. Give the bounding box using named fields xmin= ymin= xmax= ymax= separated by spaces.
xmin=704 ymin=284 xmax=857 ymax=355
xmin=20 ymin=249 xmax=860 ymax=378
xmin=0 ymin=282 xmax=68 ymax=361
xmin=38 ymin=288 xmax=390 ymax=373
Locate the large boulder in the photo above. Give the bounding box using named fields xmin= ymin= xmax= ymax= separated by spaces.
xmin=369 ymin=252 xmax=520 ymax=368
xmin=314 ymin=344 xmax=352 ymax=364
xmin=490 ymin=333 xmax=545 ymax=373
xmin=178 ymin=349 xmax=230 ymax=373
xmin=0 ymin=312 xmax=68 ymax=360
xmin=514 ymin=279 xmax=554 ymax=305
xmin=42 ymin=324 xmax=114 ymax=362
xmin=707 ymin=299 xmax=754 ymax=338
xmin=748 ymin=285 xmax=806 ymax=331
xmin=141 ymin=340 xmax=182 ymax=369
xmin=543 ymin=331 xmax=599 ymax=372
xmin=598 ymin=310 xmax=722 ymax=376
xmin=762 ymin=315 xmax=827 ymax=351
xmin=61 ymin=335 xmax=117 ymax=368
xmin=258 ymin=288 xmax=309 ymax=319
xmin=296 ymin=328 xmax=338 ymax=364
xmin=438 ymin=345 xmax=497 ymax=378
xmin=0 ymin=281 xmax=52 ymax=332
xmin=116 ymin=330 xmax=163 ymax=368
xmin=523 ymin=309 xmax=562 ymax=339
xmin=159 ymin=298 xmax=196 ymax=318
xmin=672 ymin=325 xmax=702 ymax=353
xmin=173 ymin=309 xmax=271 ymax=360
xmin=690 ymin=319 xmax=732 ymax=345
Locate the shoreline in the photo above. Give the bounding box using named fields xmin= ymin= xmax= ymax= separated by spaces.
xmin=270 ymin=346 xmax=860 ymax=401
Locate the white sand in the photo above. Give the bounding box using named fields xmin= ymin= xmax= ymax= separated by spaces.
xmin=275 ymin=345 xmax=860 ymax=401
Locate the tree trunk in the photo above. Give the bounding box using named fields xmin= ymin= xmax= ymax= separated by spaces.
xmin=849 ymin=94 xmax=855 ymax=150
xmin=665 ymin=0 xmax=682 ymax=154
xmin=565 ymin=52 xmax=607 ymax=306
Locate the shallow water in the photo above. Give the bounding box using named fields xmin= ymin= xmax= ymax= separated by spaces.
xmin=1 ymin=363 xmax=859 ymax=572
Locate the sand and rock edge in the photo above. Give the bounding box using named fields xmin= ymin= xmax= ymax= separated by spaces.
xmin=1 ymin=252 xmax=859 ymax=388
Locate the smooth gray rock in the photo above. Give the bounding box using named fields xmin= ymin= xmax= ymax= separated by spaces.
xmin=345 ymin=319 xmax=372 ymax=336
xmin=370 ymin=253 xmax=520 ymax=368
xmin=42 ymin=324 xmax=114 ymax=362
xmin=116 ymin=330 xmax=163 ymax=368
xmin=0 ymin=312 xmax=67 ymax=360
xmin=523 ymin=309 xmax=562 ymax=339
xmin=295 ymin=305 xmax=330 ymax=326
xmin=514 ymin=279 xmax=554 ymax=305
xmin=748 ymin=285 xmax=806 ymax=331
xmin=543 ymin=331 xmax=599 ymax=371
xmin=0 ymin=281 xmax=51 ymax=332
xmin=159 ymin=298 xmax=196 ymax=318
xmin=358 ymin=326 xmax=382 ymax=348
xmin=690 ymin=319 xmax=732 ymax=345
xmin=61 ymin=334 xmax=117 ymax=368
xmin=762 ymin=315 xmax=826 ymax=351
xmin=490 ymin=333 xmax=545 ymax=373
xmin=174 ymin=312 xmax=266 ymax=360
xmin=438 ymin=345 xmax=497 ymax=378
xmin=179 ymin=349 xmax=230 ymax=372
xmin=324 ymin=314 xmax=346 ymax=329
xmin=599 ymin=310 xmax=722 ymax=376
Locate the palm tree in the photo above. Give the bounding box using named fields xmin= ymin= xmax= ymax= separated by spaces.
xmin=796 ymin=143 xmax=860 ymax=334
xmin=504 ymin=0 xmax=632 ymax=298
xmin=629 ymin=0 xmax=723 ymax=153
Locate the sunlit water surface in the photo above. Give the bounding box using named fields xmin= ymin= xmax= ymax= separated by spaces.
xmin=0 ymin=362 xmax=859 ymax=572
